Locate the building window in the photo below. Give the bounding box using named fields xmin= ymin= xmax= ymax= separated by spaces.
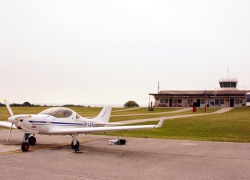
xmin=235 ymin=99 xmax=239 ymax=104
xmin=160 ymin=99 xmax=169 ymax=103
xmin=201 ymin=99 xmax=205 ymax=104
xmin=215 ymin=99 xmax=220 ymax=105
xmin=178 ymin=99 xmax=182 ymax=104
xmin=220 ymin=99 xmax=224 ymax=104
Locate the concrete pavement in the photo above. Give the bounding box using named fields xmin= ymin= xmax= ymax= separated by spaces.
xmin=0 ymin=130 xmax=249 ymax=180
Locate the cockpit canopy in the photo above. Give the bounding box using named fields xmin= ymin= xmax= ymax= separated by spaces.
xmin=39 ymin=107 xmax=74 ymax=118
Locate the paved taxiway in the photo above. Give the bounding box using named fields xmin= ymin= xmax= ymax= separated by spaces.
xmin=0 ymin=129 xmax=250 ymax=180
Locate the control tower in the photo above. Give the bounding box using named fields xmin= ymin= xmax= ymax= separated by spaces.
xmin=219 ymin=78 xmax=238 ymax=90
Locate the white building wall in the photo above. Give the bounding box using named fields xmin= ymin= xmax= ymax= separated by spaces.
xmin=154 ymin=97 xmax=246 ymax=108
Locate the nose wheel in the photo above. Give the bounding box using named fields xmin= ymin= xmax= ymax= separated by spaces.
xmin=21 ymin=133 xmax=37 ymax=152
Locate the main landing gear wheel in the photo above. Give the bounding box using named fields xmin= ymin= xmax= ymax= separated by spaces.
xmin=21 ymin=142 xmax=29 ymax=152
xmin=71 ymin=140 xmax=80 ymax=151
xmin=28 ymin=136 xmax=36 ymax=145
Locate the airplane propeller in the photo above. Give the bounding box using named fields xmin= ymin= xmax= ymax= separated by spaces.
xmin=4 ymin=100 xmax=31 ymax=142
xmin=7 ymin=123 xmax=13 ymax=142
xmin=4 ymin=99 xmax=14 ymax=142
xmin=5 ymin=99 xmax=13 ymax=116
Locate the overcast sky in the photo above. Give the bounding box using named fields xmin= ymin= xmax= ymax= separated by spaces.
xmin=0 ymin=0 xmax=250 ymax=106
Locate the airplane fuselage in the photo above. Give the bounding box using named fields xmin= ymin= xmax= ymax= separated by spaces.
xmin=12 ymin=114 xmax=97 ymax=135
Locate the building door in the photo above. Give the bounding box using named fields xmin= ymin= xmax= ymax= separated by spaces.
xmin=196 ymin=99 xmax=201 ymax=107
xmin=169 ymin=99 xmax=173 ymax=107
xmin=230 ymin=99 xmax=234 ymax=107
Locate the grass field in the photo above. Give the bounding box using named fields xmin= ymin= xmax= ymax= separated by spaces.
xmin=1 ymin=106 xmax=250 ymax=142
xmin=111 ymin=107 xmax=180 ymax=115
xmin=110 ymin=107 xmax=219 ymax=121
xmin=105 ymin=107 xmax=250 ymax=142
xmin=0 ymin=106 xmax=103 ymax=120
xmin=0 ymin=106 xmax=218 ymax=121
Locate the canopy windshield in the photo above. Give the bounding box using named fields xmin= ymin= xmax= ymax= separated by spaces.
xmin=39 ymin=107 xmax=73 ymax=118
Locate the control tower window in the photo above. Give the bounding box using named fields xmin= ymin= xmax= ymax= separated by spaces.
xmin=219 ymin=82 xmax=237 ymax=88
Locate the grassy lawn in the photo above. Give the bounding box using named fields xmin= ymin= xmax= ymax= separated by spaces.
xmin=105 ymin=107 xmax=250 ymax=142
xmin=0 ymin=106 xmax=217 ymax=121
xmin=0 ymin=106 xmax=104 ymax=120
xmin=109 ymin=107 xmax=220 ymax=122
xmin=111 ymin=107 xmax=180 ymax=115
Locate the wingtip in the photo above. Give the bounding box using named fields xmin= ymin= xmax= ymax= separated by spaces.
xmin=155 ymin=117 xmax=165 ymax=128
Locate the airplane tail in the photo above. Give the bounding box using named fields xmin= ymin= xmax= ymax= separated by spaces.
xmin=94 ymin=106 xmax=112 ymax=123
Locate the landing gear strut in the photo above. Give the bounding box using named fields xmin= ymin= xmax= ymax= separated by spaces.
xmin=71 ymin=135 xmax=80 ymax=152
xmin=21 ymin=133 xmax=37 ymax=152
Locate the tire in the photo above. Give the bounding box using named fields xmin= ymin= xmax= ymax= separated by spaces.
xmin=71 ymin=140 xmax=79 ymax=149
xmin=21 ymin=142 xmax=29 ymax=152
xmin=28 ymin=136 xmax=36 ymax=145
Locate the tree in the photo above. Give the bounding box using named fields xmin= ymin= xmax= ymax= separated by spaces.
xmin=23 ymin=101 xmax=31 ymax=107
xmin=124 ymin=100 xmax=139 ymax=107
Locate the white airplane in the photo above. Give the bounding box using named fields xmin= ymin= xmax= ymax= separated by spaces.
xmin=0 ymin=100 xmax=164 ymax=152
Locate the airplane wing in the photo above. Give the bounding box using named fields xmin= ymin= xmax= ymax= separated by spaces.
xmin=47 ymin=118 xmax=164 ymax=135
xmin=0 ymin=121 xmax=17 ymax=129
xmin=96 ymin=122 xmax=124 ymax=126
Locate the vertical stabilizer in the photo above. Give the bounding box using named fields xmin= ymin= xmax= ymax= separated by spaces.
xmin=94 ymin=106 xmax=112 ymax=123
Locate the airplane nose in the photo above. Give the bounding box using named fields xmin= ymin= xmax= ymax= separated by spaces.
xmin=8 ymin=116 xmax=18 ymax=123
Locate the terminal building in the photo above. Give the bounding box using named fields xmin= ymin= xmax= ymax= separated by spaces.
xmin=149 ymin=79 xmax=250 ymax=108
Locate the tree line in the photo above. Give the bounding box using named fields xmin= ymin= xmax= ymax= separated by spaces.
xmin=0 ymin=101 xmax=140 ymax=107
xmin=0 ymin=101 xmax=39 ymax=107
